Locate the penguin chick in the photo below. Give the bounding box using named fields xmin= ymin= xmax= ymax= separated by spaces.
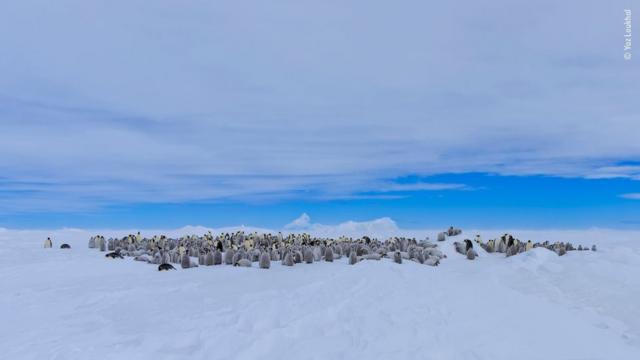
xmin=591 ymin=245 xmax=597 ymax=251
xmin=259 ymin=252 xmax=271 ymax=269
xmin=282 ymin=252 xmax=294 ymax=266
xmin=349 ymin=251 xmax=358 ymax=265
xmin=205 ymin=251 xmax=214 ymax=266
xmin=234 ymin=258 xmax=252 ymax=267
xmin=224 ymin=249 xmax=235 ymax=265
xmin=424 ymin=256 xmax=439 ymax=266
xmin=213 ymin=250 xmax=223 ymax=265
xmin=393 ymin=251 xmax=402 ymax=264
xmin=303 ymin=248 xmax=314 ymax=264
xmin=181 ymin=253 xmax=192 ymax=269
xmin=466 ymin=249 xmax=476 ymax=260
xmin=325 ymin=247 xmax=334 ymax=262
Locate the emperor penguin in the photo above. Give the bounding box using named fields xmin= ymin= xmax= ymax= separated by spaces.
xmin=205 ymin=251 xmax=214 ymax=266
xmin=88 ymin=237 xmax=96 ymax=249
xmin=464 ymin=239 xmax=473 ymax=252
xmin=591 ymin=245 xmax=597 ymax=251
xmin=158 ymin=263 xmax=176 ymax=271
xmin=466 ymin=249 xmax=477 ymax=260
xmin=282 ymin=252 xmax=295 ymax=266
xmin=303 ymin=248 xmax=314 ymax=264
xmin=393 ymin=251 xmax=402 ymax=264
xmin=213 ymin=250 xmax=223 ymax=265
xmin=224 ymin=248 xmax=235 ymax=265
xmin=271 ymin=248 xmax=281 ymax=261
xmin=60 ymin=244 xmax=71 ymax=249
xmin=525 ymin=240 xmax=533 ymax=251
xmin=424 ymin=256 xmax=439 ymax=266
xmin=325 ymin=247 xmax=334 ymax=262
xmin=349 ymin=251 xmax=358 ymax=265
xmin=234 ymin=258 xmax=252 ymax=267
xmin=259 ymin=252 xmax=271 ymax=269
xmin=44 ymin=237 xmax=53 ymax=248
xmin=437 ymin=232 xmax=446 ymax=242
xmin=105 ymin=251 xmax=124 ymax=259
xmin=485 ymin=239 xmax=495 ymax=253
xmin=181 ymin=252 xmax=193 ymax=269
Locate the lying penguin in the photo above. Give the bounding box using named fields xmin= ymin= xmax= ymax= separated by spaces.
xmin=105 ymin=251 xmax=124 ymax=259
xmin=60 ymin=244 xmax=71 ymax=249
xmin=158 ymin=263 xmax=176 ymax=271
xmin=234 ymin=258 xmax=252 ymax=267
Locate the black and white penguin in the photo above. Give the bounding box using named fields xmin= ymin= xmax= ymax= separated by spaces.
xmin=158 ymin=263 xmax=176 ymax=271
xmin=44 ymin=237 xmax=53 ymax=248
xmin=591 ymin=245 xmax=597 ymax=251
xmin=393 ymin=251 xmax=402 ymax=264
xmin=259 ymin=252 xmax=271 ymax=269
xmin=464 ymin=239 xmax=473 ymax=252
xmin=60 ymin=243 xmax=71 ymax=249
xmin=105 ymin=251 xmax=123 ymax=259
xmin=525 ymin=240 xmax=533 ymax=251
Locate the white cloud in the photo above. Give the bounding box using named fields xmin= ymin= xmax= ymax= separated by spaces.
xmin=620 ymin=193 xmax=640 ymax=200
xmin=0 ymin=1 xmax=639 ymax=212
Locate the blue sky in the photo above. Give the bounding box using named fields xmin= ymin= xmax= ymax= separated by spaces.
xmin=0 ymin=0 xmax=639 ymax=229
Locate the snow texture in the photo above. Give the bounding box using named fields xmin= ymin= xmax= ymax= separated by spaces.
xmin=1 ymin=227 xmax=639 ymax=360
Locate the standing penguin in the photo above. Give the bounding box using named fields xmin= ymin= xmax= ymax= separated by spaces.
xmin=213 ymin=250 xmax=223 ymax=265
xmin=205 ymin=251 xmax=214 ymax=266
xmin=393 ymin=251 xmax=402 ymax=264
xmin=325 ymin=247 xmax=334 ymax=262
xmin=259 ymin=251 xmax=271 ymax=269
xmin=437 ymin=232 xmax=446 ymax=242
xmin=43 ymin=237 xmax=53 ymax=248
xmin=282 ymin=252 xmax=294 ymax=266
xmin=224 ymin=248 xmax=235 ymax=265
xmin=349 ymin=251 xmax=358 ymax=265
xmin=303 ymin=248 xmax=314 ymax=264
xmin=181 ymin=252 xmax=191 ymax=269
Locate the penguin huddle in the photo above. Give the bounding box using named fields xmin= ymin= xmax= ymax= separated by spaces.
xmin=471 ymin=233 xmax=596 ymax=258
xmin=86 ymin=231 xmax=446 ymax=270
xmin=83 ymin=228 xmax=596 ymax=270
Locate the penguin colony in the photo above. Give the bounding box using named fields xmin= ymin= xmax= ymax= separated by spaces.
xmin=86 ymin=231 xmax=446 ymax=270
xmin=452 ymin=233 xmax=596 ymax=260
xmin=49 ymin=226 xmax=597 ymax=270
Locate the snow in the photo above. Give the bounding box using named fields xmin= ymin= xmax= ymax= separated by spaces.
xmin=1 ymin=227 xmax=639 ymax=360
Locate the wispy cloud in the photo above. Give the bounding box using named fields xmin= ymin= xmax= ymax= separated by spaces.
xmin=0 ymin=1 xmax=639 ymax=213
xmin=620 ymin=193 xmax=640 ymax=200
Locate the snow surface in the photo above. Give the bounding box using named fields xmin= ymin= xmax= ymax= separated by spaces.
xmin=1 ymin=227 xmax=639 ymax=360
